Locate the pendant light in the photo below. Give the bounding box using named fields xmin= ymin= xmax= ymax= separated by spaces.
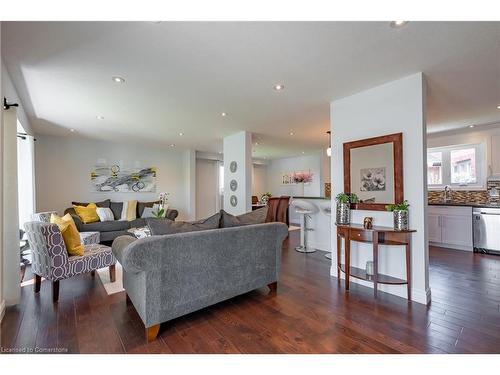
xmin=326 ymin=131 xmax=331 ymax=157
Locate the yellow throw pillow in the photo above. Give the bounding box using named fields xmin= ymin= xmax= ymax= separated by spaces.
xmin=73 ymin=203 xmax=100 ymax=224
xmin=50 ymin=213 xmax=85 ymax=256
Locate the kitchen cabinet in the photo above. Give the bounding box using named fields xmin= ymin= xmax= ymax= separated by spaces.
xmin=428 ymin=206 xmax=473 ymax=251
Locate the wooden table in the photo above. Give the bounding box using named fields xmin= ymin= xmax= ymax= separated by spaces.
xmin=336 ymin=223 xmax=416 ymax=300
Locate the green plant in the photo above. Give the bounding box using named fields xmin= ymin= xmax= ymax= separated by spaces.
xmin=335 ymin=193 xmax=359 ymax=204
xmin=152 ymin=208 xmax=166 ymax=218
xmin=386 ymin=200 xmax=410 ymax=212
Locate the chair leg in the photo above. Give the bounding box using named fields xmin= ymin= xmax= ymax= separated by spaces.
xmin=52 ymin=280 xmax=60 ymax=303
xmin=109 ymin=264 xmax=116 ymax=282
xmin=34 ymin=274 xmax=41 ymax=293
xmin=268 ymin=281 xmax=278 ymax=293
xmin=146 ymin=324 xmax=160 ymax=342
xmin=90 ymin=270 xmax=96 ymax=277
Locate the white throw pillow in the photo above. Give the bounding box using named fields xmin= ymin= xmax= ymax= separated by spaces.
xmin=96 ymin=207 xmax=115 ymax=222
xmin=141 ymin=207 xmax=156 ymax=218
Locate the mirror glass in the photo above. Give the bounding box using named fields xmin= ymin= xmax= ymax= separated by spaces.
xmin=350 ymin=142 xmax=395 ymax=204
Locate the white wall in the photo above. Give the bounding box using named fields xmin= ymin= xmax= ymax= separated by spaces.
xmin=428 ymin=123 xmax=500 ymax=176
xmin=1 ymin=59 xmax=33 ymax=135
xmin=331 ymin=73 xmax=430 ymax=305
xmin=0 ymin=22 xmax=4 ymax=318
xmin=2 ymin=107 xmax=20 ymax=306
xmin=266 ymin=153 xmax=323 ymax=197
xmin=223 ymin=131 xmax=252 ymax=215
xmin=35 ymin=135 xmax=191 ymax=220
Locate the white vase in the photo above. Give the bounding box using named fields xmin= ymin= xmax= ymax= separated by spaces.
xmin=298 ymin=182 xmax=305 ymax=196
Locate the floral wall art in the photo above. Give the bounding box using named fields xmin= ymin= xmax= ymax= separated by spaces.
xmin=360 ymin=167 xmax=386 ymax=191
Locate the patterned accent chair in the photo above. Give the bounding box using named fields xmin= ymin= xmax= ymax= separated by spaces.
xmin=24 ymin=221 xmax=117 ymax=302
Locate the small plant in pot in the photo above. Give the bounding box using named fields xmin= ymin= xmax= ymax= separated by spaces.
xmin=386 ymin=200 xmax=410 ymax=231
xmin=335 ymin=193 xmax=359 ymax=225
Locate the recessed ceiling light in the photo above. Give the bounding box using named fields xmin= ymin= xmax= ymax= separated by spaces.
xmin=255 ymin=142 xmax=259 ymax=146
xmin=390 ymin=21 xmax=409 ymax=28
xmin=179 ymin=132 xmax=184 ymax=136
xmin=273 ymin=84 xmax=285 ymax=91
xmin=70 ymin=128 xmax=75 ymax=132
xmin=497 ymin=105 xmax=500 ymax=109
xmin=469 ymin=125 xmax=475 ymax=128
xmin=221 ymin=112 xmax=227 ymax=117
xmin=301 ymin=151 xmax=305 ymax=154
xmin=96 ymin=115 xmax=104 ymax=120
xmin=170 ymin=144 xmax=175 ymax=147
xmin=112 ymin=76 xmax=125 ymax=83
xmin=289 ymin=131 xmax=294 ymax=136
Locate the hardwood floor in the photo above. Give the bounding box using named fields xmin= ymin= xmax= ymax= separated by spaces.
xmin=2 ymin=231 xmax=500 ymax=354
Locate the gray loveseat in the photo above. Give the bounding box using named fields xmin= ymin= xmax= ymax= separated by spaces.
xmin=112 ymin=222 xmax=288 ymax=341
xmin=64 ymin=199 xmax=178 ymax=242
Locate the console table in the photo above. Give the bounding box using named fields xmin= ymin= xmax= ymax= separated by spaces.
xmin=336 ymin=223 xmax=416 ymax=300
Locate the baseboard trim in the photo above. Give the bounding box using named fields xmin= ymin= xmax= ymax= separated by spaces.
xmin=429 ymin=241 xmax=472 ymax=252
xmin=329 ymin=265 xmax=431 ymax=305
xmin=0 ymin=299 xmax=6 ymax=323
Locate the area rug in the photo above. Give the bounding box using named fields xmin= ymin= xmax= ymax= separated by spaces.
xmin=97 ymin=262 xmax=125 ymax=295
xmin=288 ymin=225 xmax=300 ymax=232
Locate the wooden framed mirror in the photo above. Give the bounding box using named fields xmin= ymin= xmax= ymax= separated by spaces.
xmin=343 ymin=132 xmax=403 ymax=211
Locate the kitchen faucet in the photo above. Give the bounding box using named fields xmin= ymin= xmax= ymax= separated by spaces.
xmin=443 ymin=185 xmax=452 ymax=203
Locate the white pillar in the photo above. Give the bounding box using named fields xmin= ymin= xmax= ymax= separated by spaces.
xmin=184 ymin=149 xmax=196 ymax=221
xmin=0 ymin=22 xmax=5 ymax=318
xmin=223 ymin=131 xmax=252 ymax=215
xmin=330 ymin=73 xmax=430 ymax=305
xmin=3 ymin=106 xmax=20 ymax=306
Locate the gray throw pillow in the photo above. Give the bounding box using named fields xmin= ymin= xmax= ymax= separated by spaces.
xmin=146 ymin=212 xmax=221 ymax=236
xmin=220 ymin=207 xmax=268 ymax=228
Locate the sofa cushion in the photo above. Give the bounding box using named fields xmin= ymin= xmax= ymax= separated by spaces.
xmin=80 ymin=220 xmax=130 ymax=232
xmin=109 ymin=201 xmax=124 ymax=220
xmin=146 ymin=212 xmax=220 ymax=236
xmin=73 ymin=203 xmax=100 ymax=224
xmin=219 ymin=207 xmax=268 ymax=228
xmin=137 ymin=201 xmax=160 ymax=218
xmin=129 ymin=218 xmax=146 ymax=228
xmin=72 ymin=199 xmax=110 ymax=208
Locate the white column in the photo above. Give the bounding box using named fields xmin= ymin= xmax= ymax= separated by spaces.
xmin=3 ymin=106 xmax=20 ymax=306
xmin=184 ymin=149 xmax=196 ymax=221
xmin=223 ymin=131 xmax=252 ymax=215
xmin=330 ymin=73 xmax=430 ymax=305
xmin=0 ymin=22 xmax=5 ymax=318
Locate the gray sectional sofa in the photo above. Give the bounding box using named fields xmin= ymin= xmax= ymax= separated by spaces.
xmin=112 ymin=221 xmax=288 ymax=341
xmin=64 ymin=199 xmax=178 ymax=242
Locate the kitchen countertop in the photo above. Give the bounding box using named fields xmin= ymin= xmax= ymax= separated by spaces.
xmin=429 ymin=202 xmax=500 ymax=209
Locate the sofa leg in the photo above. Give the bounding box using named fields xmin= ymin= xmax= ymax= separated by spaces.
xmin=34 ymin=274 xmax=41 ymax=293
xmin=90 ymin=270 xmax=96 ymax=277
xmin=268 ymin=281 xmax=278 ymax=293
xmin=109 ymin=264 xmax=116 ymax=282
xmin=146 ymin=324 xmax=160 ymax=342
xmin=52 ymin=280 xmax=60 ymax=303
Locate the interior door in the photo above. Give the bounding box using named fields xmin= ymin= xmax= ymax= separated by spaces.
xmin=196 ymin=159 xmax=220 ymax=220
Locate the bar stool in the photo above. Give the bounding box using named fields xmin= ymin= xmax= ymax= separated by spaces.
xmin=291 ymin=199 xmax=318 ymax=253
xmin=320 ymin=202 xmax=333 ymax=260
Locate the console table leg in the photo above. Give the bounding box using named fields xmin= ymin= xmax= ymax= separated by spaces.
xmin=373 ymin=232 xmax=379 ymax=298
xmin=406 ymin=237 xmax=412 ymax=301
xmin=345 ymin=235 xmax=350 ymax=291
xmin=336 ymin=234 xmax=341 ymax=279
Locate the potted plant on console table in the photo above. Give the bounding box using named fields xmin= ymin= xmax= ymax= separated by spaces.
xmin=335 ymin=193 xmax=359 ymax=225
xmin=386 ymin=200 xmax=410 ymax=231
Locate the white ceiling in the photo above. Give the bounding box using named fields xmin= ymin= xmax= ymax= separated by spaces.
xmin=2 ymin=21 xmax=499 ymax=158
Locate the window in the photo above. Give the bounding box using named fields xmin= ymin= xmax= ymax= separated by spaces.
xmin=427 ymin=143 xmax=485 ymax=189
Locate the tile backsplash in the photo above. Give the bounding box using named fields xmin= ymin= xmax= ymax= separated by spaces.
xmin=428 ymin=190 xmax=490 ymax=204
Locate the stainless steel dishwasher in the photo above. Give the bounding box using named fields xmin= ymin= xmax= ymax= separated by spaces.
xmin=473 ymin=207 xmax=500 ymax=254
